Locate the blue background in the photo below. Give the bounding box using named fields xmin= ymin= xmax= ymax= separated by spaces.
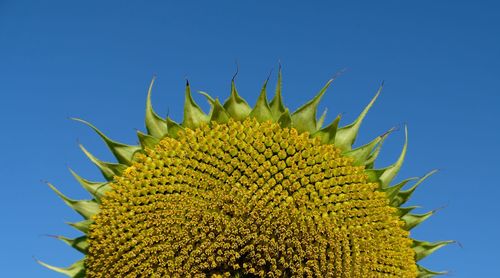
xmin=0 ymin=1 xmax=498 ymax=277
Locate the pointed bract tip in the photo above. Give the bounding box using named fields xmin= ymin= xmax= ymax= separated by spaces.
xmin=67 ymin=169 xmax=78 ymax=180
xmin=380 ymin=126 xmax=397 ymax=138
xmin=197 ymin=90 xmax=215 ymax=102
xmin=403 ymin=124 xmax=409 ymax=141
xmin=147 ymin=76 xmax=156 ymax=93
xmin=36 ymin=258 xmax=49 ymax=266
xmin=263 ymin=77 xmax=270 ymax=88
xmin=431 ymin=204 xmax=448 ymax=214
xmin=331 ymin=67 xmax=348 ymax=81
xmin=266 ymin=68 xmax=274 ymax=83
xmin=147 ymin=76 xmax=157 ymax=90
xmin=34 ymin=256 xmax=45 ymax=265
xmin=232 ymin=61 xmax=240 ymax=81
xmin=45 ymin=182 xmax=58 ymax=190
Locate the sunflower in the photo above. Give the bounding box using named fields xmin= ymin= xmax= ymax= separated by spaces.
xmin=40 ymin=69 xmax=451 ymax=277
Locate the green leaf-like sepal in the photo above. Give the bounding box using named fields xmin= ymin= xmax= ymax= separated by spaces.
xmin=312 ymin=114 xmax=341 ymax=144
xmin=402 ymin=210 xmax=435 ymax=230
xmin=249 ymin=79 xmax=273 ymax=122
xmin=38 ymin=259 xmax=85 ymax=278
xmin=223 ymin=80 xmax=251 ymax=120
xmin=183 ymin=81 xmax=209 ymax=128
xmin=366 ymin=126 xmax=408 ymax=189
xmin=197 ymin=91 xmax=215 ymax=117
xmin=71 ymin=118 xmax=140 ymax=165
xmin=384 ymin=177 xmax=417 ymax=204
xmin=54 ymin=235 xmax=89 ymax=254
xmin=393 ymin=170 xmax=438 ymax=207
xmin=166 ymin=117 xmax=183 ymax=138
xmin=69 ymin=168 xmax=109 ymax=201
xmin=79 ymin=144 xmax=127 ymax=181
xmin=277 ymin=108 xmax=292 ymax=128
xmin=269 ymin=66 xmax=285 ymax=121
xmin=344 ymin=130 xmax=392 ymax=166
xmin=413 ymin=240 xmax=455 ymax=261
xmin=291 ymin=79 xmax=333 ymax=134
xmin=335 ymin=84 xmax=382 ymax=151
xmin=316 ymin=108 xmax=328 ymax=130
xmin=211 ymin=98 xmax=230 ymax=123
xmin=137 ymin=130 xmax=160 ymax=149
xmin=47 ymin=183 xmax=100 ymax=219
xmin=145 ymin=77 xmax=169 ymax=138
xmin=397 ymin=206 xmax=419 ymax=217
xmin=417 ymin=264 xmax=448 ymax=278
xmin=66 ymin=219 xmax=93 ymax=233
xmin=364 ymin=130 xmax=390 ymax=169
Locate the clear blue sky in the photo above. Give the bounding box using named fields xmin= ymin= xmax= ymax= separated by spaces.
xmin=0 ymin=1 xmax=498 ymax=277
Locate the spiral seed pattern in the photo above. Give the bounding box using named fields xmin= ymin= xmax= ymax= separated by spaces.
xmin=86 ymin=118 xmax=416 ymax=277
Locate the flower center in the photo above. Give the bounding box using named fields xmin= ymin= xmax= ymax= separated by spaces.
xmin=86 ymin=118 xmax=416 ymax=277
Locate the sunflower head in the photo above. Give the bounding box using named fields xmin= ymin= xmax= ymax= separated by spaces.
xmin=40 ymin=69 xmax=451 ymax=277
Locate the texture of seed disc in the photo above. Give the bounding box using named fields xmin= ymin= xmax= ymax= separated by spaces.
xmin=86 ymin=118 xmax=416 ymax=277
